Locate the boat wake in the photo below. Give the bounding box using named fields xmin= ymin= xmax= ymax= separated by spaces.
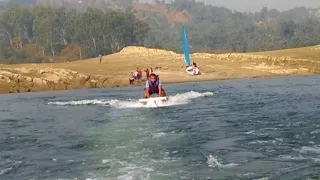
xmin=47 ymin=91 xmax=214 ymax=108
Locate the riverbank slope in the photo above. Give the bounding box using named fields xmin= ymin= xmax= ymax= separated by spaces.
xmin=0 ymin=45 xmax=319 ymax=94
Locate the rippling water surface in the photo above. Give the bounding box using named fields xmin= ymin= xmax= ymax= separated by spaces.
xmin=1 ymin=76 xmax=320 ymax=180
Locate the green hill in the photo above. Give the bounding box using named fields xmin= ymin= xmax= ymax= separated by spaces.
xmin=0 ymin=1 xmax=320 ymax=64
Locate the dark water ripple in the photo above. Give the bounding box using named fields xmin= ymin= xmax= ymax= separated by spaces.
xmin=0 ymin=76 xmax=320 ymax=179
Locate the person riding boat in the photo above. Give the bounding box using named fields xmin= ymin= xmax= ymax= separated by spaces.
xmin=144 ymin=73 xmax=166 ymax=98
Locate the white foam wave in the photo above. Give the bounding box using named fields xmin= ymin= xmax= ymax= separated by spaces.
xmin=0 ymin=159 xmax=22 ymax=175
xmin=102 ymin=159 xmax=155 ymax=180
xmin=254 ymin=178 xmax=269 ymax=180
xmin=47 ymin=99 xmax=110 ymax=106
xmin=311 ymin=129 xmax=320 ymax=134
xmin=47 ymin=91 xmax=214 ymax=108
xmin=114 ymin=91 xmax=214 ymax=108
xmin=156 ymin=91 xmax=214 ymax=107
xmin=152 ymin=132 xmax=167 ymax=138
xmin=300 ymin=145 xmax=320 ymax=154
xmin=118 ymin=91 xmax=215 ymax=109
xmin=244 ymin=130 xmax=256 ymax=135
xmin=279 ymin=155 xmax=309 ymax=161
xmin=288 ymin=145 xmax=320 ymax=163
xmin=206 ymin=155 xmax=239 ymax=168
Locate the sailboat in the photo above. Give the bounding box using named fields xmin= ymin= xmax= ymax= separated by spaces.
xmin=181 ymin=26 xmax=192 ymax=67
xmin=181 ymin=26 xmax=200 ymax=75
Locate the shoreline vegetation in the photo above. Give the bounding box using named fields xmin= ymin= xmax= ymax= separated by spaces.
xmin=0 ymin=45 xmax=319 ymax=95
xmin=1 ymin=3 xmax=320 ymax=65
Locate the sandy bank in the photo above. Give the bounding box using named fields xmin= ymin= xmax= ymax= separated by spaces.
xmin=0 ymin=46 xmax=318 ymax=94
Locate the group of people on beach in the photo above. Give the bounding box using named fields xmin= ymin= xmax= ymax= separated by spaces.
xmin=129 ymin=67 xmax=153 ymax=84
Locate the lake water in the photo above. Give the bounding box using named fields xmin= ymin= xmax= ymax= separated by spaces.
xmin=1 ymin=76 xmax=320 ymax=180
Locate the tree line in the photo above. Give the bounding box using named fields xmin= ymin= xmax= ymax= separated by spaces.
xmin=0 ymin=4 xmax=149 ymax=63
xmin=141 ymin=0 xmax=320 ymax=53
xmin=1 ymin=0 xmax=320 ymax=63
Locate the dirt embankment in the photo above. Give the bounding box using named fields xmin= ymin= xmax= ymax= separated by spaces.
xmin=0 ymin=67 xmax=112 ymax=93
xmin=133 ymin=3 xmax=190 ymax=24
xmin=0 ymin=45 xmax=319 ymax=94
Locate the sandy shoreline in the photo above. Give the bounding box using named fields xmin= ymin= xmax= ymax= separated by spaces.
xmin=0 ymin=73 xmax=312 ymax=96
xmin=110 ymin=73 xmax=314 ymax=88
xmin=0 ymin=46 xmax=318 ymax=95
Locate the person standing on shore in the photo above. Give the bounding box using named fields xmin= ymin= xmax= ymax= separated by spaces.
xmin=98 ymin=54 xmax=103 ymax=63
xmin=137 ymin=68 xmax=142 ymax=81
xmin=145 ymin=68 xmax=150 ymax=78
xmin=129 ymin=72 xmax=134 ymax=85
xmin=134 ymin=70 xmax=139 ymax=81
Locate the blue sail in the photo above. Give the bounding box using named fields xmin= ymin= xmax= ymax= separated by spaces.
xmin=181 ymin=26 xmax=191 ymax=66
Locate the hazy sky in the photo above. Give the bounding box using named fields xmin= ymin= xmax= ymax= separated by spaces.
xmin=143 ymin=0 xmax=320 ymax=12
xmin=203 ymin=0 xmax=320 ymax=12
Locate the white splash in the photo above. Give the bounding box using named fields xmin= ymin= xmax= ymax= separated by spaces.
xmin=106 ymin=91 xmax=214 ymax=109
xmin=47 ymin=91 xmax=214 ymax=109
xmin=152 ymin=132 xmax=167 ymax=138
xmin=0 ymin=159 xmax=22 ymax=175
xmin=207 ymin=155 xmax=222 ymax=168
xmin=47 ymin=99 xmax=110 ymax=106
xmin=206 ymin=155 xmax=239 ymax=168
xmin=300 ymin=145 xmax=320 ymax=154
